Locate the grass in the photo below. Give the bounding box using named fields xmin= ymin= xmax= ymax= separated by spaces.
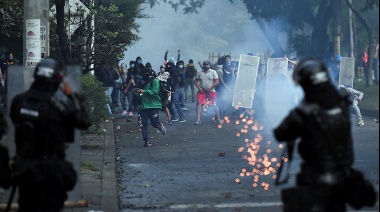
xmin=81 ymin=160 xmax=100 ymax=172
xmin=353 ymin=76 xmax=379 ymax=110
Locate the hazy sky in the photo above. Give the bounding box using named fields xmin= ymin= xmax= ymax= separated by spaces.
xmin=120 ymin=0 xmax=273 ymax=69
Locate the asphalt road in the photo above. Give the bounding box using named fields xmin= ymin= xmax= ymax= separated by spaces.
xmin=114 ymin=103 xmax=379 ymax=212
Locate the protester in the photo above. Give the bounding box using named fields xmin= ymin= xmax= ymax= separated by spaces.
xmin=176 ymin=60 xmax=189 ymax=111
xmin=9 ymin=57 xmax=90 ymax=211
xmin=338 ymin=85 xmax=365 ymax=126
xmin=124 ymin=60 xmax=136 ymax=116
xmin=157 ymin=64 xmax=172 ymax=125
xmin=94 ymin=61 xmax=114 ymax=117
xmin=273 ymin=57 xmax=376 ymax=211
xmin=0 ymin=53 xmax=17 ymax=106
xmin=111 ymin=66 xmax=122 ymax=107
xmin=194 ymin=60 xmax=221 ymax=125
xmin=166 ymin=58 xmax=186 ymax=122
xmin=373 ymin=43 xmax=379 ymax=84
xmin=136 ymin=67 xmax=166 ymax=147
xmin=184 ymin=59 xmax=197 ymax=102
xmin=119 ymin=63 xmax=129 ymax=116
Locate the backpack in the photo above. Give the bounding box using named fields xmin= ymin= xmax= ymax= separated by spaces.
xmin=185 ymin=66 xmax=196 ymax=78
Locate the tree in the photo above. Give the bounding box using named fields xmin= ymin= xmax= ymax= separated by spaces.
xmin=50 ymin=0 xmax=146 ymax=70
xmin=0 ymin=0 xmax=23 ymax=58
xmin=345 ymin=0 xmax=378 ymax=86
xmin=153 ymin=0 xmax=378 ymax=61
xmin=0 ymin=0 xmax=146 ymax=69
xmin=0 ymin=0 xmax=23 ymax=39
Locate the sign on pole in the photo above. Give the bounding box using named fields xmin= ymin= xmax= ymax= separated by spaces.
xmin=25 ymin=19 xmax=41 ymax=67
xmin=339 ymin=57 xmax=355 ymax=88
xmin=232 ymin=54 xmax=260 ymax=108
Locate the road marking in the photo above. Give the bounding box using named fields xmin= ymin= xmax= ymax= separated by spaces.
xmin=170 ymin=202 xmax=282 ymax=209
xmin=170 ymin=202 xmax=378 ymax=211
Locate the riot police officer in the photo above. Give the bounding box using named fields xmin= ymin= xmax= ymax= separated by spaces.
xmin=273 ymin=58 xmax=355 ymax=211
xmin=9 ymin=57 xmax=90 ymax=211
xmin=0 ymin=110 xmax=10 ymax=189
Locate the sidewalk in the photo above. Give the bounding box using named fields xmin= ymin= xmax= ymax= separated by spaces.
xmin=74 ymin=118 xmax=119 ymax=212
xmin=0 ymin=117 xmax=119 ymax=212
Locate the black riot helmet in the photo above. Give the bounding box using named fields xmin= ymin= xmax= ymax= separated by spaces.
xmin=293 ymin=57 xmax=330 ymax=90
xmin=34 ymin=57 xmax=64 ymax=84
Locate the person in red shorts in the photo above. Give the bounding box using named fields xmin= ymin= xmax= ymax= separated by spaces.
xmin=194 ymin=60 xmax=222 ymax=125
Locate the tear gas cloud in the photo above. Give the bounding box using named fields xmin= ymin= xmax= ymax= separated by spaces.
xmin=123 ymin=0 xmax=304 ymax=131
xmin=121 ymin=0 xmax=272 ymax=69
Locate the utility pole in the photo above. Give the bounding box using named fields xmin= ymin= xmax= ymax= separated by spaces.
xmin=332 ymin=0 xmax=342 ymax=57
xmin=349 ymin=0 xmax=354 ymax=58
xmin=23 ymin=0 xmax=49 ymax=68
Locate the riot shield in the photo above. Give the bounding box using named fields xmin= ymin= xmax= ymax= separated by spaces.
xmin=339 ymin=57 xmax=355 ymax=88
xmin=232 ymin=54 xmax=260 ymax=108
xmin=265 ymin=58 xmax=293 ymax=124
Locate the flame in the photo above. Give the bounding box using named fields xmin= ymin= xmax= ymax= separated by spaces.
xmin=221 ymin=109 xmax=284 ymax=191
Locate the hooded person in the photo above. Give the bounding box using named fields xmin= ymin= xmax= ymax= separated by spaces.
xmin=136 ymin=67 xmax=166 ymax=147
xmin=135 ymin=56 xmax=143 ymax=66
xmin=165 ymin=58 xmax=186 ymax=122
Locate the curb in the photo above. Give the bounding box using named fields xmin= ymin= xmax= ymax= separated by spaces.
xmin=101 ymin=120 xmax=118 ymax=211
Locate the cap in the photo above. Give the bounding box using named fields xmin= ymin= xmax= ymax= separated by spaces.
xmin=189 ymin=59 xmax=193 ymax=64
xmin=168 ymin=58 xmax=176 ymax=65
xmin=203 ymin=60 xmax=210 ymax=66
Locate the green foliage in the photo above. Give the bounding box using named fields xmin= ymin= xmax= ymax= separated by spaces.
xmin=147 ymin=0 xmax=206 ymax=14
xmin=81 ymin=73 xmax=109 ymax=133
xmin=0 ymin=0 xmax=23 ymax=39
xmin=49 ymin=0 xmax=146 ymax=70
xmin=81 ymin=160 xmax=100 ymax=171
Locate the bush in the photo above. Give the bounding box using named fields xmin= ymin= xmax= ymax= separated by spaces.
xmin=81 ymin=73 xmax=109 ymax=133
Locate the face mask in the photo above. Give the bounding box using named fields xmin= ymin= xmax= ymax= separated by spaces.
xmin=179 ymin=65 xmax=184 ymax=69
xmin=137 ymin=60 xmax=141 ymax=64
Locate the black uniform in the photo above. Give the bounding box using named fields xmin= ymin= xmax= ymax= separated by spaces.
xmin=0 ymin=111 xmax=10 ymax=189
xmin=9 ymin=58 xmax=90 ymax=212
xmin=273 ymin=58 xmax=375 ymax=212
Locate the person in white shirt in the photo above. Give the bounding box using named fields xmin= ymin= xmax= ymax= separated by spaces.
xmin=338 ymin=85 xmax=364 ymax=126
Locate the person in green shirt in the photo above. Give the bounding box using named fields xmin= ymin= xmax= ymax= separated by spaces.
xmin=135 ymin=68 xmax=166 ymax=147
